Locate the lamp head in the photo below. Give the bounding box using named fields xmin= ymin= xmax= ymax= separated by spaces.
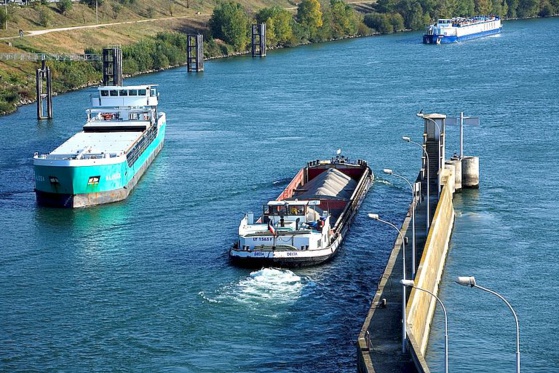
xmin=400 ymin=279 xmax=415 ymax=287
xmin=402 ymin=136 xmax=411 ymax=142
xmin=368 ymin=213 xmax=380 ymax=220
xmin=456 ymin=276 xmax=476 ymax=287
xmin=383 ymin=169 xmax=393 ymax=175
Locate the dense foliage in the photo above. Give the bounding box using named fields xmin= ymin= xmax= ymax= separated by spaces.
xmin=209 ymin=2 xmax=251 ymax=50
xmin=0 ymin=32 xmax=188 ymax=115
xmin=211 ymin=0 xmax=365 ymax=49
xmin=366 ymin=0 xmax=558 ymax=33
xmin=1 ymin=0 xmax=557 ymax=115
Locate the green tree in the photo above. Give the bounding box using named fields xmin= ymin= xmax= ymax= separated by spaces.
xmin=516 ymin=0 xmax=539 ymax=16
xmin=112 ymin=3 xmax=122 ymax=19
xmin=256 ymin=6 xmax=294 ymax=46
xmin=474 ymin=0 xmax=492 ymax=14
xmin=329 ymin=0 xmax=359 ymax=37
xmin=81 ymin=0 xmax=105 ymax=7
xmin=58 ymin=0 xmax=73 ymax=14
xmin=375 ymin=0 xmax=398 ymax=14
xmin=364 ymin=12 xmax=394 ymax=34
xmin=39 ymin=6 xmax=51 ymax=27
xmin=209 ymin=2 xmax=250 ymax=51
xmin=297 ymin=0 xmax=323 ymax=41
xmin=506 ymin=0 xmax=519 ymax=17
xmin=538 ymin=0 xmax=553 ymax=15
xmin=455 ymin=0 xmax=475 ymax=17
xmin=395 ymin=0 xmax=425 ymax=30
xmin=490 ymin=0 xmax=508 ymax=15
xmin=389 ymin=13 xmax=405 ymax=31
xmin=0 ymin=3 xmax=18 ymax=30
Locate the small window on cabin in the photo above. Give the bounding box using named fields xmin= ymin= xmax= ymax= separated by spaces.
xmin=129 ymin=89 xmax=138 ymax=96
xmin=119 ymin=90 xmax=128 ymax=96
xmin=101 ymin=90 xmax=109 ymax=96
xmin=150 ymin=88 xmax=157 ymax=97
xmin=109 ymin=90 xmax=118 ymax=97
xmin=138 ymin=89 xmax=147 ymax=96
xmin=274 ymin=205 xmax=287 ymax=216
xmin=289 ymin=206 xmax=304 ymax=216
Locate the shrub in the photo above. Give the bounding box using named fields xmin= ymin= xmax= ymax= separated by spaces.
xmin=58 ymin=0 xmax=73 ymax=14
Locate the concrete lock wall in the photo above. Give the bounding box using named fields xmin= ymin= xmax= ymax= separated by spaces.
xmin=407 ymin=168 xmax=456 ymax=359
xmin=357 ymin=166 xmax=457 ymax=373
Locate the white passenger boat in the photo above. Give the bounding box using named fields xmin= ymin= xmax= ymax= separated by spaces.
xmin=423 ymin=16 xmax=502 ymax=44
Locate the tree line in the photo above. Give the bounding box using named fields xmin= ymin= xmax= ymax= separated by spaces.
xmin=1 ymin=0 xmax=557 ymax=114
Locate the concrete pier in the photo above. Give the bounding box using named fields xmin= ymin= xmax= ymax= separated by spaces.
xmin=357 ymin=168 xmax=456 ymax=372
xmin=357 ymin=189 xmax=432 ymax=372
xmin=358 ymin=112 xmax=471 ymax=372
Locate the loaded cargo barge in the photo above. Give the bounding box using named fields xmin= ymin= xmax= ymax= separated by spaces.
xmin=229 ymin=151 xmax=373 ymax=267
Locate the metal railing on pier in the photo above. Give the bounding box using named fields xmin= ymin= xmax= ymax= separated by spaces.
xmin=0 ymin=53 xmax=101 ymax=62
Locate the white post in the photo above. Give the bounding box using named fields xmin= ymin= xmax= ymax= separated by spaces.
xmin=460 ymin=111 xmax=464 ymax=159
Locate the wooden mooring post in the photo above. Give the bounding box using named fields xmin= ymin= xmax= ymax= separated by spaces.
xmin=102 ymin=47 xmax=123 ymax=86
xmin=187 ymin=34 xmax=204 ymax=72
xmin=251 ymin=24 xmax=266 ymax=57
xmin=36 ymin=58 xmax=52 ymax=120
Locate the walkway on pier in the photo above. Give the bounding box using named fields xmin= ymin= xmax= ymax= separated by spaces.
xmin=359 ymin=194 xmax=436 ymax=372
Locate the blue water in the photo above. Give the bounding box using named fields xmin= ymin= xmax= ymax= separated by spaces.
xmin=1 ymin=18 xmax=558 ymax=372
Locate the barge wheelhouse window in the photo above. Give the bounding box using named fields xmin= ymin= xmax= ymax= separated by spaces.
xmin=109 ymin=90 xmax=118 ymax=97
xmin=119 ymin=90 xmax=128 ymax=96
xmin=101 ymin=90 xmax=109 ymax=96
xmin=289 ymin=205 xmax=305 ymax=216
xmin=129 ymin=89 xmax=138 ymax=96
xmin=265 ymin=204 xmax=288 ymax=216
xmin=138 ymin=89 xmax=147 ymax=96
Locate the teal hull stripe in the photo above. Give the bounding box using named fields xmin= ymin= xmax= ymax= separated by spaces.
xmin=34 ymin=121 xmax=166 ymax=196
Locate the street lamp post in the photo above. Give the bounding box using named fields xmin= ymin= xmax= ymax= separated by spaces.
xmin=456 ymin=276 xmax=520 ymax=373
xmin=401 ymin=279 xmax=448 ymax=373
xmin=368 ymin=213 xmax=408 ymax=353
xmin=383 ymin=169 xmax=416 ymax=279
xmin=402 ymin=136 xmax=430 ymax=231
